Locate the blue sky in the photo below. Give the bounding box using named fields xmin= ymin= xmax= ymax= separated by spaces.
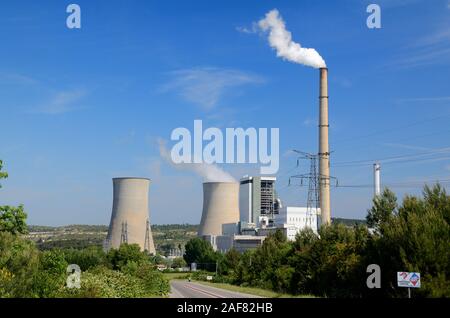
xmin=0 ymin=0 xmax=449 ymax=225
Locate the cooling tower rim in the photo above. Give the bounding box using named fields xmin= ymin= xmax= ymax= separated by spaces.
xmin=113 ymin=177 xmax=151 ymax=181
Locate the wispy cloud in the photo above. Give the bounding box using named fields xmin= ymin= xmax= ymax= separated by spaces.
xmin=302 ymin=117 xmax=316 ymax=127
xmin=0 ymin=73 xmax=37 ymax=85
xmin=161 ymin=67 xmax=265 ymax=111
xmin=395 ymin=17 xmax=450 ymax=68
xmin=381 ymin=142 xmax=431 ymax=151
xmin=32 ymin=89 xmax=87 ymax=115
xmin=235 ymin=23 xmax=258 ymax=34
xmin=395 ymin=96 xmax=450 ymax=103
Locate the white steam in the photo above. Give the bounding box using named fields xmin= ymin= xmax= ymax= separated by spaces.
xmin=158 ymin=139 xmax=236 ymax=183
xmin=258 ymin=9 xmax=326 ymax=68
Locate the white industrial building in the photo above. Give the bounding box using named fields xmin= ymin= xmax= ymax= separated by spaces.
xmin=274 ymin=206 xmax=319 ymax=240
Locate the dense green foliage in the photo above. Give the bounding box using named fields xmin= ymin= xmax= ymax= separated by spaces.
xmin=212 ymin=185 xmax=450 ymax=298
xmin=0 ymin=235 xmax=170 ymax=298
xmin=184 ymin=237 xmax=218 ymax=270
xmin=0 ymin=161 xmax=28 ymax=235
xmin=0 ymin=160 xmax=8 ymax=185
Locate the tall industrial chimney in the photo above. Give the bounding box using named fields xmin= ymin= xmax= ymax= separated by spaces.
xmin=319 ymin=68 xmax=331 ymax=225
xmin=374 ymin=163 xmax=381 ymax=196
xmin=198 ymin=182 xmax=240 ymax=236
xmin=105 ymin=177 xmax=156 ymax=254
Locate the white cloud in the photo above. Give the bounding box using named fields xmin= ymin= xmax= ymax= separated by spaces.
xmin=235 ymin=23 xmax=258 ymax=34
xmin=161 ymin=67 xmax=265 ymax=111
xmin=33 ymin=89 xmax=87 ymax=115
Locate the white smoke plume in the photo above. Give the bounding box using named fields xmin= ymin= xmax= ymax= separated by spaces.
xmin=158 ymin=138 xmax=236 ymax=183
xmin=258 ymin=9 xmax=326 ymax=68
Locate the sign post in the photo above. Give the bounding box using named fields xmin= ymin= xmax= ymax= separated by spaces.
xmin=397 ymin=272 xmax=420 ymax=298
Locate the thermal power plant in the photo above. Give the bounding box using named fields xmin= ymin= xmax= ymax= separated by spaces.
xmin=374 ymin=163 xmax=381 ymax=196
xmin=198 ymin=182 xmax=240 ymax=237
xmin=105 ymin=177 xmax=156 ymax=254
xmin=319 ymin=67 xmax=331 ymax=225
xmin=239 ymin=176 xmax=279 ymax=227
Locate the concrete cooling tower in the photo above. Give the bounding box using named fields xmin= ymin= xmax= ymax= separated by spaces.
xmin=105 ymin=177 xmax=156 ymax=254
xmin=198 ymin=182 xmax=240 ymax=236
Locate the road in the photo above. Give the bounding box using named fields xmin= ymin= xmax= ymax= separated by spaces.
xmin=170 ymin=280 xmax=261 ymax=298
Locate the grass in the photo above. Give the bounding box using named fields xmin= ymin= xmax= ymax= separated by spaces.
xmin=163 ymin=272 xmax=190 ymax=281
xmin=195 ymin=280 xmax=316 ymax=298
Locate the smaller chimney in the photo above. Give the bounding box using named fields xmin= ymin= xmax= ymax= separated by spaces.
xmin=373 ymin=163 xmax=381 ymax=196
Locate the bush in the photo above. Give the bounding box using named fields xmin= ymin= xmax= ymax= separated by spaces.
xmin=107 ymin=244 xmax=149 ymax=270
xmin=63 ymin=246 xmax=108 ymax=271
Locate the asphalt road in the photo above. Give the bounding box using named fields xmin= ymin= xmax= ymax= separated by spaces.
xmin=170 ymin=280 xmax=261 ymax=298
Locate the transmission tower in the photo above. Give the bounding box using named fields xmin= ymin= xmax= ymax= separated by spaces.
xmin=289 ymin=151 xmax=319 ymax=227
xmin=289 ymin=150 xmax=338 ymax=227
xmin=144 ymin=219 xmax=155 ymax=254
xmin=120 ymin=221 xmax=128 ymax=244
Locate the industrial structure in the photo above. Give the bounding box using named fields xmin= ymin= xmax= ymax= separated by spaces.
xmin=318 ymin=67 xmax=331 ymax=225
xmin=239 ymin=176 xmax=280 ymax=227
xmin=198 ymin=182 xmax=240 ymax=236
xmin=374 ymin=163 xmax=381 ymax=196
xmin=201 ymin=176 xmax=319 ymax=253
xmin=105 ymin=177 xmax=156 ymax=254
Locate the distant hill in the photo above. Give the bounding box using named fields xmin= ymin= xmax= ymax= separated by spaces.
xmin=27 ymin=224 xmax=199 ymax=254
xmin=332 ymin=218 xmax=366 ymax=226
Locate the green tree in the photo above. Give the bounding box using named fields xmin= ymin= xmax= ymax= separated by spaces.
xmin=366 ymin=188 xmax=397 ymax=233
xmin=0 ymin=160 xmax=28 ymax=235
xmin=0 ymin=231 xmax=40 ymax=297
xmin=172 ymin=257 xmax=187 ymax=269
xmin=0 ymin=205 xmax=28 ymax=235
xmin=106 ymin=243 xmax=149 ymax=270
xmin=183 ymin=238 xmax=216 ymax=267
xmin=63 ymin=246 xmax=107 ymax=271
xmin=374 ymin=185 xmax=450 ymax=297
xmin=0 ymin=160 xmax=7 ymax=186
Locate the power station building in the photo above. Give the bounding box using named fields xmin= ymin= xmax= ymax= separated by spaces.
xmin=239 ymin=176 xmax=280 ymax=228
xmin=105 ymin=177 xmax=156 ymax=254
xmin=201 ymin=176 xmax=318 ymax=253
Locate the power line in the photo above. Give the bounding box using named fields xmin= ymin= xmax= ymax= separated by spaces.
xmin=333 ymin=113 xmax=450 ymax=145
xmin=332 ymin=147 xmax=450 ymax=167
xmin=335 ymin=178 xmax=450 ymax=189
xmin=332 ymin=128 xmax=450 ymax=153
